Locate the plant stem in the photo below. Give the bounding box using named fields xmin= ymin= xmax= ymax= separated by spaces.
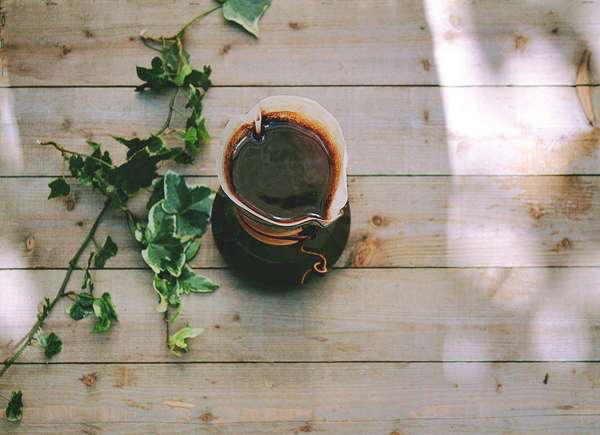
xmin=164 ymin=309 xmax=171 ymax=347
xmin=141 ymin=4 xmax=222 ymax=42
xmin=0 ymin=199 xmax=111 ymax=378
xmin=156 ymin=88 xmax=180 ymax=136
xmin=178 ymin=5 xmax=222 ymax=36
xmin=39 ymin=141 xmax=116 ymax=170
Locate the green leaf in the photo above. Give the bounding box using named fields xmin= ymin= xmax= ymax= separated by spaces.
xmin=184 ymin=239 xmax=201 ymax=261
xmin=34 ymin=330 xmax=63 ymax=359
xmin=153 ymin=273 xmax=181 ymax=311
xmin=113 ymin=135 xmax=165 ymax=159
xmin=81 ymin=251 xmax=95 ymax=292
xmin=5 ymin=391 xmax=23 ymax=423
xmin=168 ymin=325 xmax=203 ymax=356
xmin=175 ymin=63 xmax=193 ymax=87
xmin=69 ymin=292 xmax=118 ymax=333
xmin=68 ymin=293 xmax=95 ymax=321
xmin=92 ymin=292 xmax=118 ymax=333
xmin=68 ymin=155 xmax=84 ymax=176
xmin=141 ymin=201 xmax=186 ymax=276
xmin=178 ymin=266 xmax=219 ymax=294
xmin=185 ymin=65 xmax=212 ymax=90
xmin=162 ymin=171 xmax=190 ymax=214
xmin=147 ymin=177 xmax=165 ymax=211
xmin=161 ymin=171 xmax=214 ymax=241
xmin=37 ymin=297 xmax=51 ymax=320
xmin=94 ymin=236 xmax=118 ymax=268
xmin=222 ymin=0 xmax=271 ymax=37
xmin=48 ymin=178 xmax=70 ymax=199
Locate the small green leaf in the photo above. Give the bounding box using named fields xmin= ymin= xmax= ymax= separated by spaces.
xmin=92 ymin=292 xmax=118 ymax=333
xmin=184 ymin=239 xmax=201 ymax=261
xmin=69 ymin=292 xmax=117 ymax=333
xmin=162 ymin=171 xmax=189 ymax=214
xmin=94 ymin=236 xmax=118 ymax=268
xmin=68 ymin=293 xmax=95 ymax=321
xmin=168 ymin=325 xmax=203 ymax=356
xmin=141 ymin=201 xmax=186 ymax=275
xmin=160 ymin=171 xmax=214 ymax=241
xmin=81 ymin=252 xmax=95 ymax=292
xmin=34 ymin=330 xmax=63 ymax=359
xmin=5 ymin=391 xmax=23 ymax=423
xmin=37 ymin=297 xmax=51 ymax=320
xmin=178 ymin=266 xmax=219 ymax=294
xmin=153 ymin=273 xmax=181 ymax=311
xmin=175 ymin=63 xmax=193 ymax=86
xmin=48 ymin=178 xmax=70 ymax=199
xmin=68 ymin=155 xmax=84 ymax=176
xmin=222 ymin=0 xmax=272 ymax=38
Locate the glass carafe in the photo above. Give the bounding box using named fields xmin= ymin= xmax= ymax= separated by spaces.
xmin=211 ymin=96 xmax=350 ymax=285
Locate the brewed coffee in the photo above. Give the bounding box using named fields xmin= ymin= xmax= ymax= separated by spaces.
xmin=230 ymin=120 xmax=332 ymax=222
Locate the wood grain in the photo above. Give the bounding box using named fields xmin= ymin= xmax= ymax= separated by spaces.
xmin=4 ymin=417 xmax=600 ymax=435
xmin=1 ymin=176 xmax=600 ymax=269
xmin=2 ymin=268 xmax=600 ymax=363
xmin=2 ymin=0 xmax=599 ymax=86
xmin=0 ymin=362 xmax=599 ymax=431
xmin=2 ymin=86 xmax=600 ymax=176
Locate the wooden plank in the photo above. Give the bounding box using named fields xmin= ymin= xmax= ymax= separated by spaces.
xmin=0 ymin=363 xmax=599 ymax=431
xmin=2 ymin=268 xmax=600 ymax=363
xmin=2 ymin=0 xmax=599 ymax=86
xmin=4 ymin=416 xmax=600 ymax=435
xmin=1 ymin=176 xmax=600 ymax=269
xmin=2 ymin=86 xmax=600 ymax=176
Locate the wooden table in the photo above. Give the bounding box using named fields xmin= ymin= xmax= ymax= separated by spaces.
xmin=2 ymin=0 xmax=600 ymax=433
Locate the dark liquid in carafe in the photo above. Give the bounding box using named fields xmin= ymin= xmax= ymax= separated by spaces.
xmin=230 ymin=120 xmax=332 ymax=222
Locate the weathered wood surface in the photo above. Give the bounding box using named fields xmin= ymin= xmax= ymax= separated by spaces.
xmin=2 ymin=0 xmax=599 ymax=86
xmin=1 ymin=362 xmax=599 ymax=433
xmin=4 ymin=417 xmax=600 ymax=435
xmin=2 ymin=268 xmax=600 ymax=363
xmin=2 ymin=86 xmax=600 ymax=176
xmin=3 ymin=0 xmax=600 ymax=432
xmin=1 ymin=176 xmax=599 ymax=269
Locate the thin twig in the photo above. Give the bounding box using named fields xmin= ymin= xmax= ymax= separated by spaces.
xmin=0 ymin=199 xmax=111 ymax=378
xmin=156 ymin=88 xmax=180 ymax=136
xmin=39 ymin=141 xmax=116 ymax=170
xmin=140 ymin=4 xmax=222 ymax=42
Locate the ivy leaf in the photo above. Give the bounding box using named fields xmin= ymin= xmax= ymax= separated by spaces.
xmin=34 ymin=330 xmax=63 ymax=359
xmin=141 ymin=201 xmax=186 ymax=276
xmin=68 ymin=292 xmax=117 ymax=333
xmin=168 ymin=325 xmax=203 ymax=356
xmin=92 ymin=292 xmax=118 ymax=333
xmin=68 ymin=155 xmax=84 ymax=176
xmin=178 ymin=266 xmax=218 ymax=294
xmin=113 ymin=149 xmax=173 ymax=195
xmin=37 ymin=297 xmax=51 ymax=321
xmin=94 ymin=236 xmax=118 ymax=268
xmin=153 ymin=273 xmax=181 ymax=312
xmin=5 ymin=391 xmax=23 ymax=423
xmin=161 ymin=171 xmax=214 ymax=241
xmin=113 ymin=135 xmax=165 ymax=159
xmin=136 ymin=56 xmax=172 ymax=92
xmin=174 ymin=63 xmax=193 ymax=87
xmin=186 ymin=65 xmax=212 ymax=91
xmin=68 ymin=293 xmax=95 ymax=321
xmin=48 ymin=178 xmax=70 ymax=199
xmin=81 ymin=252 xmax=95 ymax=292
xmin=147 ymin=176 xmax=165 ymax=211
xmin=184 ymin=239 xmax=201 ymax=261
xmin=222 ymin=0 xmax=272 ymax=38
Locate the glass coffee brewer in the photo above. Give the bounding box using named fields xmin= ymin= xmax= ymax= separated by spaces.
xmin=211 ymin=96 xmax=351 ymax=284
